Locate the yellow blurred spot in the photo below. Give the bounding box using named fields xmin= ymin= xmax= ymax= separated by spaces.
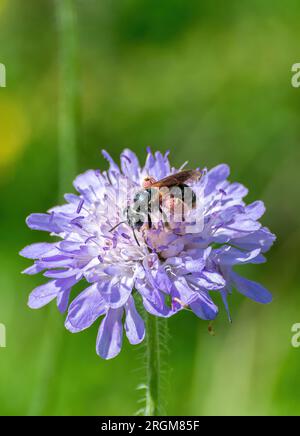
xmin=0 ymin=0 xmax=7 ymax=16
xmin=0 ymin=96 xmax=30 ymax=172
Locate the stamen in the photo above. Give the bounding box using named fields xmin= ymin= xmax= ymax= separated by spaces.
xmin=89 ymin=185 xmax=98 ymax=198
xmin=77 ymin=199 xmax=84 ymax=214
xmin=121 ymin=233 xmax=131 ymax=240
xmin=122 ymin=154 xmax=131 ymax=163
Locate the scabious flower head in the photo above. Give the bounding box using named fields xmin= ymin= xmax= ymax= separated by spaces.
xmin=20 ymin=149 xmax=275 ymax=359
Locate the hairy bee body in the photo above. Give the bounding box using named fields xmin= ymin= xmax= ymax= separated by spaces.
xmin=110 ymin=170 xmax=201 ymax=244
xmin=126 ymin=183 xmax=196 ymax=230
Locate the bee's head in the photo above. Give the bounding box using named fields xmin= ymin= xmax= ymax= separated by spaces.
xmin=143 ymin=176 xmax=156 ymax=188
xmin=124 ymin=206 xmax=145 ymax=230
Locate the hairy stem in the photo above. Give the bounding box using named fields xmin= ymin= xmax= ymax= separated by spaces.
xmin=145 ymin=314 xmax=163 ymax=416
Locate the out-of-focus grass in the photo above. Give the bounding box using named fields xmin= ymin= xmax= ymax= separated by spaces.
xmin=0 ymin=0 xmax=300 ymax=415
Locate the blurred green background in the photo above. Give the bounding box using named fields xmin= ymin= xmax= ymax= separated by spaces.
xmin=1 ymin=0 xmax=300 ymax=416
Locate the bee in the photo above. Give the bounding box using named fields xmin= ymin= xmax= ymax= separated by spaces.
xmin=110 ymin=170 xmax=202 ymax=245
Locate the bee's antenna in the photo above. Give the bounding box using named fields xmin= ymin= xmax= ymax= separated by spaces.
xmin=109 ymin=221 xmax=126 ymax=232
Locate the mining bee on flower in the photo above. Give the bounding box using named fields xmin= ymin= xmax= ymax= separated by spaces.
xmin=110 ymin=169 xmax=202 ymax=245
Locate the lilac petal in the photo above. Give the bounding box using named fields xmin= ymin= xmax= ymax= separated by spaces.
xmin=183 ymin=256 xmax=206 ymax=274
xmin=155 ymin=267 xmax=173 ymax=293
xmin=233 ymin=227 xmax=276 ymax=253
xmin=121 ymin=149 xmax=140 ymax=182
xmin=201 ymin=270 xmax=226 ymax=287
xmin=144 ymin=150 xmax=171 ymax=180
xmin=73 ymin=169 xmax=99 ymax=191
xmin=19 ymin=243 xmax=57 ymax=259
xmin=102 ymin=150 xmax=120 ymax=174
xmin=22 ymin=263 xmax=45 ymax=275
xmin=144 ymin=150 xmax=155 ymax=174
xmin=28 ymin=281 xmax=60 ymax=309
xmin=209 ymin=205 xmax=244 ymax=228
xmin=220 ymin=288 xmax=232 ymax=322
xmin=143 ymin=254 xmax=173 ymax=294
xmin=244 ymin=201 xmax=265 ymax=221
xmin=73 ymin=170 xmax=101 ymax=202
xmin=226 ymin=182 xmax=248 ymax=199
xmin=54 ymin=275 xmax=79 ymax=313
xmin=99 ymin=277 xmax=133 ymax=308
xmin=231 ymin=272 xmax=272 ymax=304
xmin=57 ymin=240 xmax=82 ymax=253
xmin=57 ymin=289 xmax=71 ymax=313
xmin=214 ymin=218 xmax=261 ymax=240
xmin=214 ymin=246 xmax=262 ymax=265
xmin=172 ymin=277 xmax=197 ymax=305
xmin=250 ymin=254 xmax=266 ymax=264
xmin=64 ymin=193 xmax=80 ymax=204
xmin=44 ymin=269 xmax=78 ymax=279
xmin=189 ymin=270 xmax=226 ymax=290
xmin=65 ymin=284 xmax=106 ymax=332
xmin=190 ymin=292 xmax=218 ymax=320
xmin=49 ymin=203 xmax=78 ymax=214
xmin=205 ymin=164 xmax=230 ymax=196
xmin=36 ymin=255 xmax=73 ymax=269
xmin=153 ymin=151 xmax=171 ymax=179
xmin=26 ymin=213 xmax=69 ymax=233
xmin=96 ymin=308 xmax=123 ymax=359
xmin=143 ymin=296 xmax=175 ymax=318
xmin=124 ymin=296 xmax=145 ymax=344
xmin=141 ymin=255 xmax=169 ymax=307
xmin=135 ymin=280 xmax=165 ymax=309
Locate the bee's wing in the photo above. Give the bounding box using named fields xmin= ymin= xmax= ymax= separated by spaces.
xmin=149 ymin=170 xmax=201 ymax=188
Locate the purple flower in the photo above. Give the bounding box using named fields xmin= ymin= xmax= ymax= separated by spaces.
xmin=20 ymin=149 xmax=275 ymax=359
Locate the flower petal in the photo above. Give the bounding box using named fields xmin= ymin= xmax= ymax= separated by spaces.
xmin=231 ymin=272 xmax=272 ymax=304
xmin=189 ymin=270 xmax=226 ymax=290
xmin=57 ymin=289 xmax=71 ymax=313
xmin=124 ymin=296 xmax=145 ymax=344
xmin=65 ymin=283 xmax=106 ymax=332
xmin=26 ymin=213 xmax=69 ymax=233
xmin=232 ymin=227 xmax=276 ymax=253
xmin=121 ymin=149 xmax=141 ymax=182
xmin=99 ymin=276 xmax=133 ymax=308
xmin=144 ymin=150 xmax=171 ymax=180
xmin=205 ymin=164 xmax=230 ymax=196
xmin=190 ymin=292 xmax=218 ymax=320
xmin=20 ymin=243 xmax=57 ymax=259
xmin=214 ymin=246 xmax=262 ymax=265
xmin=96 ymin=308 xmax=123 ymax=359
xmin=244 ymin=201 xmax=265 ymax=221
xmin=28 ymin=281 xmax=60 ymax=309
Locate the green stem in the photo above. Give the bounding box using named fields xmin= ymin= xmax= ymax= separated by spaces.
xmin=145 ymin=314 xmax=162 ymax=416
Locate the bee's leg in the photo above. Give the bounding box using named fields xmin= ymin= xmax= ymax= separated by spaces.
xmin=132 ymin=228 xmax=141 ymax=246
xmin=159 ymin=205 xmax=170 ymax=228
xmin=147 ymin=212 xmax=152 ymax=229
